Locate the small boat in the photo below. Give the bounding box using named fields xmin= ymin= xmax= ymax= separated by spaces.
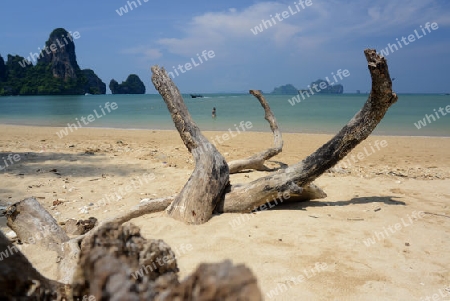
xmin=190 ymin=94 xmax=203 ymax=98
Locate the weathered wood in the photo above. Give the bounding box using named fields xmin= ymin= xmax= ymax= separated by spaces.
xmin=80 ymin=196 xmax=174 ymax=244
xmin=0 ymin=231 xmax=67 ymax=300
xmin=2 ymin=197 xmax=176 ymax=288
xmin=105 ymin=196 xmax=175 ymax=226
xmin=73 ymin=222 xmax=166 ymax=300
xmin=5 ymin=197 xmax=69 ymax=251
xmin=151 ymin=66 xmax=230 ymax=224
xmin=149 ymin=49 xmax=396 ymax=220
xmin=228 ymin=90 xmax=283 ymax=173
xmin=0 ymin=48 xmax=396 ymax=299
xmin=3 ymin=219 xmax=262 ymax=300
xmin=73 ymin=222 xmax=261 ymax=300
xmin=3 ymin=197 xmax=79 ymax=284
xmin=155 ymin=260 xmax=262 ymax=301
xmin=81 ymin=196 xmax=175 ymax=247
xmin=285 ymin=182 xmax=327 ymax=202
xmin=220 ymin=49 xmax=398 ymax=212
xmin=59 ymin=238 xmax=82 ymax=286
xmin=64 ymin=217 xmax=97 ymax=235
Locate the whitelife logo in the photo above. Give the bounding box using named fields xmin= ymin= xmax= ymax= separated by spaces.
xmin=378 ymin=22 xmax=439 ymax=57
xmin=18 ymin=31 xmax=81 ymax=67
xmin=362 ymin=211 xmax=425 ymax=247
xmin=288 ymin=69 xmax=350 ymax=106
xmin=250 ymin=0 xmax=313 ymax=35
xmin=414 ymin=104 xmax=450 ymax=129
xmin=0 ymin=153 xmax=21 ymax=171
xmin=116 ymin=0 xmax=149 ymax=16
xmin=56 ymin=102 xmax=118 ymax=139
xmin=167 ymin=50 xmax=215 ymax=79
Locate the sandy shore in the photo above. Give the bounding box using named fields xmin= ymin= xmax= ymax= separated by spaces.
xmin=1 ymin=124 xmax=449 ymax=300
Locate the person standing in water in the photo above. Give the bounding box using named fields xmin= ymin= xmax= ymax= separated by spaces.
xmin=212 ymin=107 xmax=216 ymax=118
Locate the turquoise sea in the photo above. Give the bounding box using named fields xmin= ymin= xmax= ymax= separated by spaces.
xmin=0 ymin=93 xmax=448 ymax=137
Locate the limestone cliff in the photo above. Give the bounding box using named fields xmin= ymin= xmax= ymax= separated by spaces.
xmin=0 ymin=28 xmax=106 ymax=95
xmin=82 ymin=69 xmax=106 ymax=94
xmin=38 ymin=28 xmax=80 ymax=82
xmin=109 ymin=74 xmax=145 ymax=94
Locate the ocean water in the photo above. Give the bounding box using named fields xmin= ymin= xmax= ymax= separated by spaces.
xmin=0 ymin=93 xmax=448 ymax=137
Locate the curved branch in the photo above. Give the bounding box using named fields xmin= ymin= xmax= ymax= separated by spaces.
xmin=228 ymin=90 xmax=283 ymax=173
xmin=220 ymin=49 xmax=398 ymax=212
xmin=79 ymin=196 xmax=174 ymax=251
xmin=100 ymin=196 xmax=175 ymax=226
xmin=151 ymin=66 xmax=229 ymax=224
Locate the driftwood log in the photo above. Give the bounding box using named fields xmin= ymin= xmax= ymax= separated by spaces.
xmin=4 ymin=197 xmax=79 ymax=285
xmin=1 ymin=211 xmax=262 ymax=300
xmin=152 ymin=48 xmax=397 ymax=220
xmin=2 ymin=202 xmax=262 ymax=300
xmin=152 ymin=67 xmax=230 ymax=224
xmin=221 ymin=49 xmax=397 ymax=212
xmin=0 ymin=49 xmax=397 ymax=299
xmin=5 ymin=197 xmax=69 ymax=251
xmin=73 ymin=222 xmax=262 ymax=300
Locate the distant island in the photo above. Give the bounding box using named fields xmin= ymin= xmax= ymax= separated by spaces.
xmin=109 ymin=75 xmax=145 ymax=94
xmin=308 ymin=79 xmax=343 ymax=94
xmin=0 ymin=27 xmax=145 ymax=96
xmin=271 ymin=84 xmax=298 ymax=94
xmin=271 ymin=80 xmax=344 ymax=95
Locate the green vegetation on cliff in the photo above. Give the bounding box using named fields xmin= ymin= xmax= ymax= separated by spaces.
xmin=109 ymin=74 xmax=145 ymax=94
xmin=0 ymin=54 xmax=85 ymax=95
xmin=0 ymin=28 xmax=105 ymax=96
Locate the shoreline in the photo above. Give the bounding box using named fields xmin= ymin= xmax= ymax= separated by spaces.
xmin=1 ymin=123 xmax=449 ymax=139
xmin=1 ymin=124 xmax=449 ymax=178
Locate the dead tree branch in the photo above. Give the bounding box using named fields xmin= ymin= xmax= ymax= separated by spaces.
xmin=228 ymin=90 xmax=283 ymax=173
xmin=72 ymin=222 xmax=261 ymax=300
xmin=151 ymin=66 xmax=230 ymax=224
xmin=219 ymin=49 xmax=398 ymax=212
xmin=1 ymin=48 xmax=396 ymax=300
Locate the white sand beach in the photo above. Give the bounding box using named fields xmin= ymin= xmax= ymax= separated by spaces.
xmin=0 ymin=125 xmax=449 ymax=300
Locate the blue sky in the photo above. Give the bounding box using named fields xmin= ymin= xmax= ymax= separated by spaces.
xmin=1 ymin=0 xmax=449 ymax=93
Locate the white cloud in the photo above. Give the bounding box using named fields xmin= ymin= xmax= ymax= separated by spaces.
xmin=123 ymin=0 xmax=449 ymax=92
xmin=156 ymin=2 xmax=316 ymax=57
xmin=323 ymin=0 xmax=450 ymax=37
xmin=153 ymin=0 xmax=449 ymax=59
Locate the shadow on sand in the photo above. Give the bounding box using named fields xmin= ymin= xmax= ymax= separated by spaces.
xmin=272 ymin=196 xmax=406 ymax=211
xmin=0 ymin=151 xmax=155 ymax=178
